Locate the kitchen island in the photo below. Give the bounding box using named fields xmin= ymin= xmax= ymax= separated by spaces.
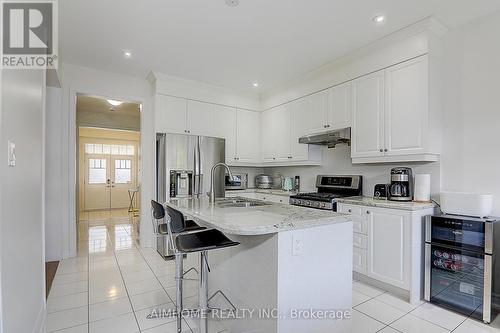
xmin=165 ymin=197 xmax=353 ymax=333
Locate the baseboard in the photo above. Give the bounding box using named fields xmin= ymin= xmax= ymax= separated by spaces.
xmin=32 ymin=304 xmax=46 ymax=333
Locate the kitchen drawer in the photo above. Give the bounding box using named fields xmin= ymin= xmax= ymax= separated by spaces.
xmin=338 ymin=204 xmax=363 ymax=216
xmin=353 ymin=233 xmax=367 ymax=249
xmin=353 ymin=247 xmax=367 ymax=274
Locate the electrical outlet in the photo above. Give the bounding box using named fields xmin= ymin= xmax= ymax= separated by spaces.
xmin=7 ymin=140 xmax=16 ymax=167
xmin=292 ymin=232 xmax=304 ymax=256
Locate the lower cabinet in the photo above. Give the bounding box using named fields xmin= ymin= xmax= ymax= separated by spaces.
xmin=338 ymin=203 xmax=411 ymax=290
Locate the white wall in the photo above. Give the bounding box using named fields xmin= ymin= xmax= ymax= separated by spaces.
xmin=1 ymin=69 xmax=46 ymax=333
xmin=440 ymin=11 xmax=500 ymax=216
xmin=266 ymin=145 xmax=440 ymax=195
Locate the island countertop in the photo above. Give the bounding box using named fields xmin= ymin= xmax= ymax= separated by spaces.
xmin=165 ymin=197 xmax=351 ymax=235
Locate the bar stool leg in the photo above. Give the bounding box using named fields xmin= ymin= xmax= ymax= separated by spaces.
xmin=175 ymin=252 xmax=184 ymax=333
xmin=199 ymin=251 xmax=209 ymax=333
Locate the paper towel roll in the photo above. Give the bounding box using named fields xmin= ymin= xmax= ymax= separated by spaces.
xmin=414 ymin=174 xmax=431 ymax=202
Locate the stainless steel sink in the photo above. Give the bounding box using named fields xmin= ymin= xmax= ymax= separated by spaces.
xmin=216 ymin=197 xmax=271 ymax=208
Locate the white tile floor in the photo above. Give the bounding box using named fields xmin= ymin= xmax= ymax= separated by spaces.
xmin=45 ymin=209 xmax=500 ymax=333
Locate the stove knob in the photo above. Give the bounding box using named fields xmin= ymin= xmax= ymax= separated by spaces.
xmin=296 ymin=200 xmax=301 ymax=204
xmin=304 ymin=201 xmax=310 ymax=206
xmin=320 ymin=203 xmax=326 ymax=208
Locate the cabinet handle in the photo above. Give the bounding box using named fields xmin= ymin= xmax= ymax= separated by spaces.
xmin=384 ymin=149 xmax=388 ymax=152
xmin=348 ymin=209 xmax=352 ymax=213
xmin=326 ymin=124 xmax=330 ymax=128
xmin=379 ymin=149 xmax=383 ymax=152
xmin=366 ymin=210 xmax=370 ymax=214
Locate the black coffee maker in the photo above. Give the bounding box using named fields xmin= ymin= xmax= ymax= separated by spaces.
xmin=389 ymin=167 xmax=413 ymax=201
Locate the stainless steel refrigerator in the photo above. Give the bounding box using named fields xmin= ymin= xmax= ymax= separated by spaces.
xmin=155 ymin=133 xmax=226 ymax=257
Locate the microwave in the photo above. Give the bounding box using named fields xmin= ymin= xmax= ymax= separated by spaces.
xmin=225 ymin=173 xmax=248 ymax=190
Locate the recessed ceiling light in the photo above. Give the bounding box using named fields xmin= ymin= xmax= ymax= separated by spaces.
xmin=252 ymin=82 xmax=259 ymax=87
xmin=107 ymin=99 xmax=123 ymax=106
xmin=225 ymin=0 xmax=239 ymax=7
xmin=373 ymin=15 xmax=386 ymax=24
xmin=123 ymin=50 xmax=132 ymax=58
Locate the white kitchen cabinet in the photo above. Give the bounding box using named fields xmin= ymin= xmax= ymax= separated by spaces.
xmin=261 ymin=109 xmax=275 ymax=162
xmin=384 ymin=56 xmax=428 ymax=156
xmin=351 ymin=71 xmax=385 ymax=158
xmin=366 ymin=208 xmax=411 ymax=290
xmin=339 ymin=202 xmax=435 ymax=304
xmin=307 ymin=90 xmax=329 ymax=134
xmin=235 ymin=109 xmax=261 ymax=163
xmin=290 ymin=99 xmax=310 ymax=161
xmin=213 ymin=105 xmax=237 ymax=162
xmin=327 ymin=82 xmax=352 ymax=130
xmin=350 ymin=55 xmax=439 ymax=163
xmin=273 ymin=104 xmax=292 ymax=161
xmin=187 ymin=100 xmax=214 ymax=137
xmin=155 ymin=95 xmax=187 ymax=134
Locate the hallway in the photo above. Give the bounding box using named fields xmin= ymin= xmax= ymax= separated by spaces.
xmin=44 ymin=210 xmax=213 ymax=333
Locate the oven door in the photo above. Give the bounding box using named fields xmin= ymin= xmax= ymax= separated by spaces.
xmin=426 ymin=216 xmax=487 ymax=253
xmin=425 ymin=243 xmax=492 ymax=322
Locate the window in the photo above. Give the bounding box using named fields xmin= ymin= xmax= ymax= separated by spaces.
xmin=88 ymin=158 xmax=107 ymax=184
xmin=85 ymin=143 xmax=134 ymax=156
xmin=115 ymin=159 xmax=131 ymax=184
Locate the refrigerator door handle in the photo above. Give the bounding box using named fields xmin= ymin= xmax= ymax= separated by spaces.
xmin=193 ymin=136 xmax=201 ymax=197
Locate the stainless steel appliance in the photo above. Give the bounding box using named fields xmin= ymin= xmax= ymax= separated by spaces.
xmin=389 ymin=167 xmax=413 ymax=201
xmin=298 ymin=128 xmax=351 ymax=148
xmin=225 ymin=173 xmax=248 ymax=190
xmin=289 ymin=175 xmax=362 ymax=211
xmin=255 ymin=174 xmax=273 ymax=189
xmin=374 ymin=184 xmax=389 ymax=199
xmin=155 ymin=133 xmax=226 ymax=257
xmin=425 ymin=214 xmax=500 ymax=323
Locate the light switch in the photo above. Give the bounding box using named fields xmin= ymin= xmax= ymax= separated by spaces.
xmin=7 ymin=140 xmax=16 ymax=167
xmin=292 ymin=232 xmax=304 ymax=256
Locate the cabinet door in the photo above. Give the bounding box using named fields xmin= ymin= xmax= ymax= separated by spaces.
xmin=307 ymin=90 xmax=329 ymax=134
xmin=156 ymin=95 xmax=187 ymax=134
xmin=261 ymin=109 xmax=275 ymax=161
xmin=289 ymin=99 xmax=309 ymax=161
xmin=273 ymin=104 xmax=291 ymax=161
xmin=328 ymin=82 xmax=352 ymax=130
xmin=366 ymin=208 xmax=411 ymax=290
xmin=236 ymin=109 xmax=261 ymax=162
xmin=353 ymin=247 xmax=367 ymax=275
xmin=187 ymin=100 xmax=214 ymax=137
xmin=385 ymin=56 xmax=428 ymax=155
xmin=351 ymin=72 xmax=385 ymax=158
xmin=213 ymin=105 xmax=237 ymax=162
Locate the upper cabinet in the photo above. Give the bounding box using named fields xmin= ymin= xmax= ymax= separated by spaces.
xmin=213 ymin=105 xmax=237 ymax=162
xmin=235 ymin=109 xmax=261 ymax=163
xmin=351 ymin=71 xmax=385 ymax=158
xmin=306 ymin=90 xmax=329 ymax=134
xmin=351 ymin=55 xmax=439 ymax=164
xmin=155 ymin=95 xmax=188 ymax=134
xmin=328 ymin=82 xmax=352 ymax=130
xmin=187 ymin=100 xmax=214 ymax=137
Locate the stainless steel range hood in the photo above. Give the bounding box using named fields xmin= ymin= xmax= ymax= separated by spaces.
xmin=298 ymin=128 xmax=351 ymax=148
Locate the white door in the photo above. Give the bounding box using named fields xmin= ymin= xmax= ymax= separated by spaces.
xmin=261 ymin=109 xmax=275 ymax=162
xmin=156 ymin=95 xmax=187 ymax=134
xmin=366 ymin=208 xmax=411 ymax=289
xmin=236 ymin=109 xmax=261 ymax=162
xmin=84 ymin=154 xmax=111 ymax=210
xmin=213 ymin=105 xmax=237 ymax=163
xmin=328 ymin=82 xmax=352 ymax=130
xmin=307 ymin=90 xmax=329 ymax=134
xmin=290 ymin=99 xmax=309 ymax=161
xmin=351 ymin=71 xmax=385 ymax=158
xmin=187 ymin=100 xmax=214 ymax=137
xmin=83 ymin=142 xmax=138 ymax=211
xmin=110 ymin=156 xmax=136 ymax=209
xmin=273 ymin=104 xmax=291 ymax=161
xmin=384 ymin=56 xmax=428 ymax=155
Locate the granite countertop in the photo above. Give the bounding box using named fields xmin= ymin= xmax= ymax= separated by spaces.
xmin=336 ymin=196 xmax=437 ymax=211
xmin=165 ymin=197 xmax=351 ymax=236
xmin=226 ymin=188 xmax=295 ymax=197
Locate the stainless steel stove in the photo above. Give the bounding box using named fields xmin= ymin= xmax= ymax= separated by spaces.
xmin=289 ymin=175 xmax=362 ymax=210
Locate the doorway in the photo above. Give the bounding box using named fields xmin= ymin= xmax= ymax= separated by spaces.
xmin=76 ymin=95 xmax=141 ymax=217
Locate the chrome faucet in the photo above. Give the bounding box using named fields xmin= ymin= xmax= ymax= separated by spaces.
xmin=209 ymin=162 xmax=234 ymax=204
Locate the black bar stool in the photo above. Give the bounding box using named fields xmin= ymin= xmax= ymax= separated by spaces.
xmin=165 ymin=205 xmax=239 ymax=333
xmin=151 ymin=200 xmax=206 ymax=329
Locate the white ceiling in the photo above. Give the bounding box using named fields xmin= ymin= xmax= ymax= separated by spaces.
xmin=61 ymin=0 xmax=500 ymax=94
xmin=77 ymin=95 xmax=140 ymax=116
